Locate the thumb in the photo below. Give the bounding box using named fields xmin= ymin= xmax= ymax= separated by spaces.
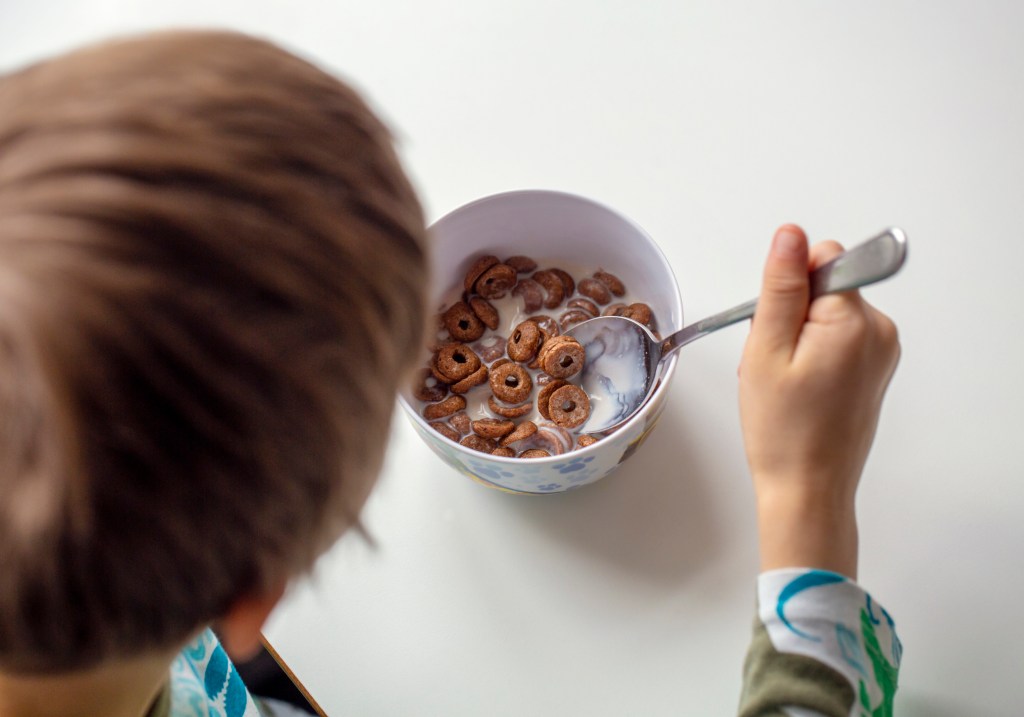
xmin=749 ymin=224 xmax=810 ymax=357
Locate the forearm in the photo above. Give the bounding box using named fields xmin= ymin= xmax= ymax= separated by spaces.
xmin=756 ymin=487 xmax=858 ymax=580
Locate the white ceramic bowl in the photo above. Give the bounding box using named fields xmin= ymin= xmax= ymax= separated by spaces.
xmin=399 ymin=190 xmax=683 ymax=494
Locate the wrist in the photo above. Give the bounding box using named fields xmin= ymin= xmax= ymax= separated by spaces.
xmin=755 ymin=486 xmax=859 ymax=580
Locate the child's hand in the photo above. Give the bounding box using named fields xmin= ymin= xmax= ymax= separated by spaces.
xmin=738 ymin=225 xmax=900 ymax=579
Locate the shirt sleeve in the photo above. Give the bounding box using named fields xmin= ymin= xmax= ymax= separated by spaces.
xmin=169 ymin=628 xmax=265 ymax=717
xmin=737 ymin=568 xmax=902 ymax=717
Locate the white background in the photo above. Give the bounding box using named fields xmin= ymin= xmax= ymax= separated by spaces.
xmin=3 ymin=2 xmax=1022 ymax=715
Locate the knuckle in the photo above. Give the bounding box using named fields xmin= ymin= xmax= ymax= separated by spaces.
xmin=809 ymin=240 xmax=845 ymax=266
xmin=843 ymin=308 xmax=871 ymax=337
xmin=877 ymin=313 xmax=899 ymax=346
xmin=869 ymin=310 xmax=900 ymax=357
xmin=763 ymin=273 xmax=808 ymax=297
xmin=881 ymin=320 xmax=901 ymax=366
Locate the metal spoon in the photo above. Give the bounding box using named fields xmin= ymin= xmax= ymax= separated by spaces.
xmin=567 ymin=227 xmax=908 ymax=435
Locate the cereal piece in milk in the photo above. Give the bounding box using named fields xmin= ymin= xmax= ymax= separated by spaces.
xmin=421 ymin=255 xmax=657 ymax=459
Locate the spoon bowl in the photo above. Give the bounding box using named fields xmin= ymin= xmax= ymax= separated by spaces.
xmin=569 ymin=227 xmax=908 ymax=435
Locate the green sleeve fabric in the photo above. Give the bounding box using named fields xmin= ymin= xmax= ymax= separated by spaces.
xmin=738 ymin=569 xmax=902 ymax=717
xmin=740 ymin=613 xmax=856 ymax=717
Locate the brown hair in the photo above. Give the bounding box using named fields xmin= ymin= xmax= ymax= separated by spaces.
xmin=0 ymin=30 xmax=427 ymax=671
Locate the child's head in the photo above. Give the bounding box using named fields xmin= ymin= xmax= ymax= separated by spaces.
xmin=0 ymin=30 xmax=427 ymax=672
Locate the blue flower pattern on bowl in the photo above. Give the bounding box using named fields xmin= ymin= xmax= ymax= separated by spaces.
xmin=461 ymin=454 xmax=563 ymax=494
xmin=557 ymin=455 xmax=596 ymax=473
xmin=464 ymin=459 xmax=518 ymax=484
xmin=404 ymin=384 xmax=674 ymax=494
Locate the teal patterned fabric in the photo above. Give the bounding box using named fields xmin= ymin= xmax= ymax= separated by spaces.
xmin=740 ymin=569 xmax=901 ymax=717
xmin=168 ymin=629 xmax=262 ymax=717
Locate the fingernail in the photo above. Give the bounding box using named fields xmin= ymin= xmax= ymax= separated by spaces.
xmin=773 ymin=227 xmax=803 ymax=257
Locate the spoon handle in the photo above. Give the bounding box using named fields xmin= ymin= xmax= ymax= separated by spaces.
xmin=662 ymin=227 xmax=908 ymax=356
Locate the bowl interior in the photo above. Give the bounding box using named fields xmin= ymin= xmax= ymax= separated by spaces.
xmin=402 ymin=189 xmax=683 ymax=468
xmin=427 ymin=190 xmax=682 ymax=333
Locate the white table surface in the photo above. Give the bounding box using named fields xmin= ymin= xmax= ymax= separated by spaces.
xmin=5 ymin=2 xmax=1023 ymax=715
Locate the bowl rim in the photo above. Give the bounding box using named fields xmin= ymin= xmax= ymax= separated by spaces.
xmin=400 ymin=188 xmax=684 ymax=464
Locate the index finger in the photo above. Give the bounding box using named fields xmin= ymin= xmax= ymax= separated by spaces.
xmin=807 ymin=240 xmax=868 ymax=324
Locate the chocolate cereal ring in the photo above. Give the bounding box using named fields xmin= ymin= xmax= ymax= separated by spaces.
xmin=577 ymin=434 xmax=599 ymax=448
xmin=412 ymin=368 xmax=447 ymax=402
xmin=519 ymin=449 xmax=550 ymax=459
xmin=474 ymin=263 xmax=517 ymax=299
xmin=469 ymin=296 xmax=500 ymax=330
xmin=471 ymin=418 xmax=516 ymax=440
xmin=539 ymin=333 xmax=569 ymax=350
xmin=526 ymin=314 xmax=560 ymax=338
xmin=577 ymin=277 xmax=612 ymax=305
xmin=451 ymin=365 xmax=488 ymax=394
xmin=567 ymin=298 xmax=599 ymax=316
xmin=539 ymin=336 xmax=585 ymax=379
xmin=460 ymin=434 xmax=498 ymax=453
xmin=547 ymin=384 xmax=590 ymax=429
xmin=532 ymin=270 xmax=565 ymax=309
xmin=449 ymin=412 xmax=471 ymax=435
xmin=526 ymin=327 xmax=553 ymax=369
xmin=527 ymin=328 xmax=555 ymax=370
xmin=548 ymin=268 xmax=576 ymax=297
xmin=559 ymin=309 xmax=592 ymax=331
xmin=624 ymin=302 xmax=653 ymax=327
xmin=602 ymin=302 xmax=629 ymax=317
xmin=512 ymin=278 xmax=545 ymax=313
xmin=464 ymin=255 xmax=500 ymax=293
xmin=536 ymin=379 xmax=568 ymax=420
xmin=423 ymin=394 xmax=466 ymax=420
xmin=489 ymin=362 xmax=532 ymax=404
xmin=443 ymin=301 xmax=485 ymax=342
xmin=490 ymin=446 xmax=516 ymax=458
xmin=529 ymin=426 xmax=569 ymax=456
xmin=430 ymin=422 xmax=460 ymax=442
xmin=500 ymin=420 xmax=538 ymax=447
xmin=507 ymin=320 xmax=543 ymax=362
xmin=542 ymin=424 xmax=574 ymax=453
xmin=473 ymin=335 xmax=506 ymax=363
xmin=593 ymin=269 xmax=626 ymax=296
xmin=487 ymin=395 xmax=533 ymax=418
xmin=504 ymin=255 xmax=538 ymax=273
xmin=433 ymin=344 xmax=481 ymax=384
